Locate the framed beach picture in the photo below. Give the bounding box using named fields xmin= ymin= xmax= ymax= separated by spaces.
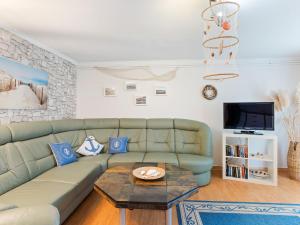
xmin=125 ymin=82 xmax=137 ymax=91
xmin=103 ymin=87 xmax=117 ymax=97
xmin=135 ymin=95 xmax=147 ymax=106
xmin=154 ymin=86 xmax=167 ymax=96
xmin=0 ymin=56 xmax=49 ymax=109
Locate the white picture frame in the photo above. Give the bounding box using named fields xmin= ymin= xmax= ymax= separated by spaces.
xmin=135 ymin=95 xmax=147 ymax=106
xmin=103 ymin=87 xmax=117 ymax=97
xmin=154 ymin=86 xmax=167 ymax=96
xmin=125 ymin=82 xmax=137 ymax=91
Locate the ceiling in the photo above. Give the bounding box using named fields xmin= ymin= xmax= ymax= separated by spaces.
xmin=0 ymin=0 xmax=299 ymax=63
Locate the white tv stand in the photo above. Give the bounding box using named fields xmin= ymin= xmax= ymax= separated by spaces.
xmin=222 ymin=132 xmax=278 ymax=186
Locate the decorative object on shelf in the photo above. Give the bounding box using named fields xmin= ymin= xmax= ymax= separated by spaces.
xmin=250 ymin=169 xmax=271 ymax=179
xmin=132 ymin=166 xmax=165 ymax=180
xmin=125 ymin=82 xmax=137 ymax=91
xmin=201 ymin=0 xmax=240 ymax=81
xmin=270 ymin=84 xmax=300 ymax=180
xmin=0 ymin=56 xmax=49 ymax=110
xmin=95 ymin=66 xmax=178 ymax=81
xmin=154 ymin=86 xmax=167 ymax=96
xmin=135 ymin=95 xmax=147 ymax=106
xmin=202 ymin=84 xmax=218 ymax=100
xmin=103 ymin=87 xmax=117 ymax=97
xmin=250 ymin=152 xmax=264 ymax=159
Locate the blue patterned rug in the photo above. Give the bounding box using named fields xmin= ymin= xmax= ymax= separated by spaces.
xmin=176 ymin=201 xmax=300 ymax=225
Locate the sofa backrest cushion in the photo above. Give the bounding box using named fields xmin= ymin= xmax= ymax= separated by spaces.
xmin=146 ymin=119 xmax=175 ymax=152
xmin=7 ymin=121 xmax=52 ymax=142
xmin=14 ymin=134 xmax=57 ymax=179
xmin=51 ymin=120 xmax=87 ymax=156
xmin=0 ymin=143 xmax=30 ymax=195
xmin=51 ymin=119 xmax=84 ymax=133
xmin=174 ymin=119 xmax=201 ymax=154
xmin=4 ymin=121 xmax=57 ymax=179
xmin=0 ymin=127 xmax=11 ymax=146
xmin=84 ymin=119 xmax=119 ymax=153
xmin=119 ymin=119 xmax=146 ymax=152
xmin=84 ymin=118 xmax=119 ymax=129
xmin=53 ymin=131 xmax=86 ymax=152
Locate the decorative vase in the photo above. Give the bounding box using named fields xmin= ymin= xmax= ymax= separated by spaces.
xmin=287 ymin=141 xmax=300 ymax=181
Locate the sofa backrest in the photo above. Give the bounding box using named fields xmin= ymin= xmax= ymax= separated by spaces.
xmin=51 ymin=120 xmax=86 ymax=155
xmin=146 ymin=119 xmax=175 ymax=152
xmin=174 ymin=119 xmax=212 ymax=156
xmin=0 ymin=118 xmax=211 ymax=195
xmin=84 ymin=119 xmax=119 ymax=153
xmin=0 ymin=126 xmax=31 ymax=195
xmin=7 ymin=121 xmax=57 ymax=179
xmin=119 ymin=119 xmax=147 ymax=152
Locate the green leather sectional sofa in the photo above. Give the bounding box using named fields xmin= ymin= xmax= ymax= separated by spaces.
xmin=0 ymin=118 xmax=213 ymax=225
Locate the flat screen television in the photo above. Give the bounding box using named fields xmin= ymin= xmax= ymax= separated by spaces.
xmin=223 ymin=102 xmax=275 ymax=131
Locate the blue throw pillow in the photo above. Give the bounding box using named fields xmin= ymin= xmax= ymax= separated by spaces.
xmin=108 ymin=137 xmax=129 ymax=154
xmin=49 ymin=142 xmax=77 ymax=166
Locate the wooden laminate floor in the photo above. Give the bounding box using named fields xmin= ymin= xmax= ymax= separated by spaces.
xmin=64 ymin=170 xmax=300 ymax=225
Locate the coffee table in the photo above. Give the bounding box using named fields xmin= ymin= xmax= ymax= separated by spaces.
xmin=94 ymin=162 xmax=199 ymax=225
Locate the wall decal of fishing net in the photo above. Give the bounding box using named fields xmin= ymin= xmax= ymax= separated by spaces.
xmin=94 ymin=66 xmax=178 ymax=81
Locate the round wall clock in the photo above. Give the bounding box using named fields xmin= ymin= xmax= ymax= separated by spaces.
xmin=202 ymin=85 xmax=218 ymax=100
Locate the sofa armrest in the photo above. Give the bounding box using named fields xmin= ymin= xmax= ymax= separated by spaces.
xmin=198 ymin=122 xmax=213 ymax=157
xmin=0 ymin=205 xmax=60 ymax=225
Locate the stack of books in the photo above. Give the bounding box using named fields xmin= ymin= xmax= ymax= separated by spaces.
xmin=226 ymin=145 xmax=248 ymax=158
xmin=226 ymin=162 xmax=248 ymax=179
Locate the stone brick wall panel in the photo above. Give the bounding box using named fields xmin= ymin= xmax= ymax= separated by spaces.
xmin=0 ymin=28 xmax=76 ymax=124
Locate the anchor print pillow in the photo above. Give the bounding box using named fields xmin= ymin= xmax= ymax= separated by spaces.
xmin=108 ymin=136 xmax=129 ymax=154
xmin=49 ymin=142 xmax=77 ymax=166
xmin=77 ymin=136 xmax=104 ymax=156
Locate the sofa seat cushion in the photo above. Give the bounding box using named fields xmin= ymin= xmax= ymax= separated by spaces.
xmin=177 ymin=154 xmax=213 ymax=174
xmin=108 ymin=152 xmax=145 ymax=168
xmin=78 ymin=154 xmax=111 ymax=170
xmin=0 ymin=180 xmax=76 ymax=213
xmin=143 ymin=152 xmax=179 ymax=166
xmin=0 ymin=161 xmax=103 ymax=213
xmin=33 ymin=160 xmax=101 ymax=185
xmin=0 ymin=205 xmax=60 ymax=225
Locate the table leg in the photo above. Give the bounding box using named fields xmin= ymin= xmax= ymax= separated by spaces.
xmin=166 ymin=208 xmax=172 ymax=225
xmin=120 ymin=208 xmax=126 ymax=225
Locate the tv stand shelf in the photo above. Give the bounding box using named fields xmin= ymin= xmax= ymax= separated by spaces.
xmin=222 ymin=132 xmax=278 ymax=186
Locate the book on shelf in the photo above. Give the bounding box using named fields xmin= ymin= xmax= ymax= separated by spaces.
xmin=226 ymin=160 xmax=248 ymax=179
xmin=226 ymin=165 xmax=248 ymax=179
xmin=226 ymin=144 xmax=248 ymax=158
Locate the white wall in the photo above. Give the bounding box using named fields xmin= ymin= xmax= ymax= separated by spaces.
xmin=76 ymin=61 xmax=300 ymax=168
